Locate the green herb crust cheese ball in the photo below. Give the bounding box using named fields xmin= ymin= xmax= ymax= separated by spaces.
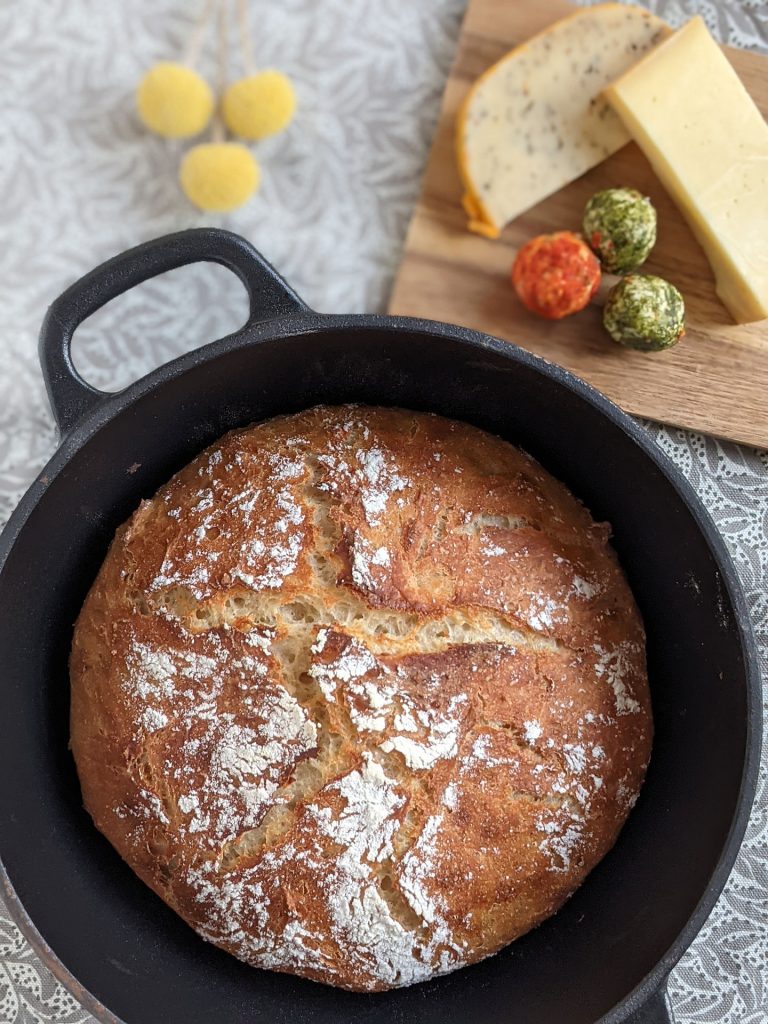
xmin=603 ymin=275 xmax=685 ymax=352
xmin=583 ymin=188 xmax=657 ymax=274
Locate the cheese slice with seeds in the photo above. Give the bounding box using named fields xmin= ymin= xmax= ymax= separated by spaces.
xmin=456 ymin=3 xmax=669 ymax=239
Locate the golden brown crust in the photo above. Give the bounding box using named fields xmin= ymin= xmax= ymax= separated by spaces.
xmin=70 ymin=405 xmax=652 ymax=991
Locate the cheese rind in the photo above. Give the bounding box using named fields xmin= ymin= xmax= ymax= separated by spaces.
xmin=606 ymin=16 xmax=768 ymax=324
xmin=456 ymin=4 xmax=669 ymax=238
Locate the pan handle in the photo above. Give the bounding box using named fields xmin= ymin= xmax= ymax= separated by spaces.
xmin=38 ymin=228 xmax=310 ymax=435
xmin=626 ymin=983 xmax=675 ymax=1023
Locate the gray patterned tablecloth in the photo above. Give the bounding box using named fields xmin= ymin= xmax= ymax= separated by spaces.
xmin=0 ymin=1 xmax=766 ymax=1021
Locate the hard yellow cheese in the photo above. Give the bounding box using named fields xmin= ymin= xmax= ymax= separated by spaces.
xmin=606 ymin=17 xmax=768 ymax=324
xmin=456 ymin=4 xmax=669 ymax=238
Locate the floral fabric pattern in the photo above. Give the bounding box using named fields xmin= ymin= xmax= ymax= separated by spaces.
xmin=0 ymin=1 xmax=765 ymax=1021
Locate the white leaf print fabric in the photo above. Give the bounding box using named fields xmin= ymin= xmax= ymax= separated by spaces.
xmin=0 ymin=1 xmax=765 ymax=1022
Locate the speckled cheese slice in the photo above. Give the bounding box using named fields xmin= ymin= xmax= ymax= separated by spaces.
xmin=606 ymin=16 xmax=768 ymax=325
xmin=456 ymin=4 xmax=669 ymax=238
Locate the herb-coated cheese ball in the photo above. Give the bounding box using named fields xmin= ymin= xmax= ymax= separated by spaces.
xmin=583 ymin=188 xmax=657 ymax=275
xmin=603 ymin=275 xmax=685 ymax=351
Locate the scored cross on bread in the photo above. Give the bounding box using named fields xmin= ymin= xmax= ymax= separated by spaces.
xmin=70 ymin=405 xmax=651 ymax=991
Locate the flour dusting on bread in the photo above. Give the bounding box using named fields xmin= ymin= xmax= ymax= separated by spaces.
xmin=70 ymin=405 xmax=652 ymax=992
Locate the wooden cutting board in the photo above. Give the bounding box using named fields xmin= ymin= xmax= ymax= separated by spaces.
xmin=389 ymin=0 xmax=768 ymax=449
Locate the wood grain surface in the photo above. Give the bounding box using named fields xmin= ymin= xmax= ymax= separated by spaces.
xmin=389 ymin=0 xmax=768 ymax=448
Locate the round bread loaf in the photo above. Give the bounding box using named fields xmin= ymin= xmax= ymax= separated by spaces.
xmin=70 ymin=405 xmax=651 ymax=992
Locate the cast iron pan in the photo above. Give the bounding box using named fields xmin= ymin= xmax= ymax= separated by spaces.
xmin=0 ymin=229 xmax=760 ymax=1024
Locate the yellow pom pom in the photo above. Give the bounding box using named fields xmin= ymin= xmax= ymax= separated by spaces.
xmin=137 ymin=62 xmax=213 ymax=139
xmin=222 ymin=70 xmax=296 ymax=141
xmin=179 ymin=143 xmax=260 ymax=212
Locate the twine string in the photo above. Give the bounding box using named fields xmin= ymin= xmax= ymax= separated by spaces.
xmin=237 ymin=0 xmax=256 ymax=76
xmin=183 ymin=0 xmax=216 ymax=66
xmin=211 ymin=0 xmax=229 ymax=142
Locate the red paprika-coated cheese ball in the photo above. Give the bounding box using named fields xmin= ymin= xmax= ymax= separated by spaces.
xmin=512 ymin=232 xmax=601 ymax=320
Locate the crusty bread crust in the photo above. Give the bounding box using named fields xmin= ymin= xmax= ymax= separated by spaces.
xmin=70 ymin=405 xmax=651 ymax=991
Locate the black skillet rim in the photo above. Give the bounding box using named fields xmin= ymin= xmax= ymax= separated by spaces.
xmin=0 ymin=312 xmax=761 ymax=1024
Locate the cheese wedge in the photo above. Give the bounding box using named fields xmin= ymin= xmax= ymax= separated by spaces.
xmin=606 ymin=17 xmax=768 ymax=324
xmin=456 ymin=4 xmax=669 ymax=239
